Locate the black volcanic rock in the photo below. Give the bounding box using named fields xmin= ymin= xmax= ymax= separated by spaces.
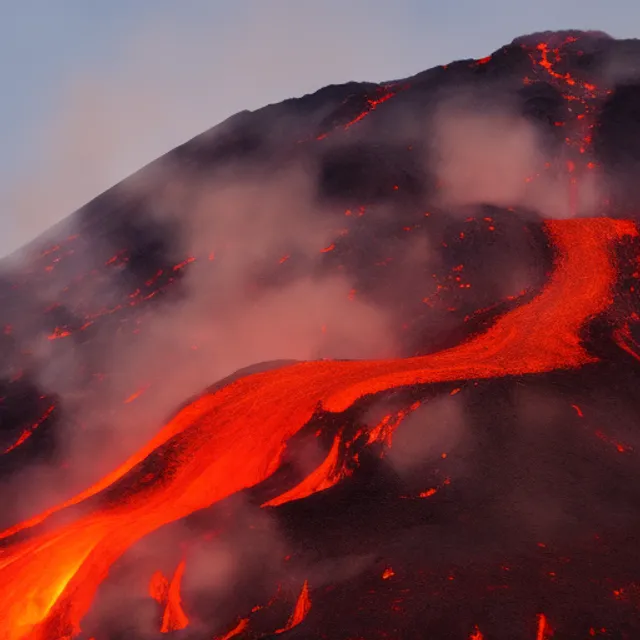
xmin=3 ymin=29 xmax=640 ymax=640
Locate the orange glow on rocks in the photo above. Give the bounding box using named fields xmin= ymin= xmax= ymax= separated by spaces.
xmin=0 ymin=218 xmax=635 ymax=639
xmin=148 ymin=570 xmax=168 ymax=603
xmin=160 ymin=560 xmax=189 ymax=633
xmin=262 ymin=434 xmax=345 ymax=508
xmin=275 ymin=581 xmax=311 ymax=635
xmin=47 ymin=327 xmax=72 ymax=341
xmin=536 ymin=613 xmax=553 ymax=640
xmin=469 ymin=625 xmax=485 ymax=640
xmin=343 ymin=89 xmax=398 ymax=131
xmin=613 ymin=323 xmax=640 ymax=363
xmin=124 ymin=384 xmax=151 ymax=404
xmin=148 ymin=561 xmax=189 ymax=633
xmin=522 ymin=34 xmax=606 ymax=190
xmin=215 ymin=617 xmax=249 ymax=640
xmin=313 ymin=85 xmax=405 ymax=140
xmin=2 ymin=405 xmax=55 ymax=455
xmin=594 ymin=430 xmax=633 ymax=454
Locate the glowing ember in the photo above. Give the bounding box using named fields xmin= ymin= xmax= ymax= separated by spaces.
xmin=474 ymin=55 xmax=492 ymax=66
xmin=2 ymin=405 xmax=55 ymax=455
xmin=172 ymin=256 xmax=196 ymax=272
xmin=594 ymin=429 xmax=633 ymax=453
xmin=366 ymin=402 xmax=422 ymax=448
xmin=124 ymin=384 xmax=151 ymax=404
xmin=570 ymin=403 xmax=584 ymax=418
xmin=148 ymin=570 xmax=168 ymax=603
xmin=48 ymin=327 xmax=71 ymax=341
xmin=343 ymin=90 xmax=397 ymax=131
xmin=536 ymin=613 xmax=553 ymax=639
xmin=418 ymin=477 xmax=451 ymax=499
xmin=469 ymin=625 xmax=485 ymax=640
xmin=613 ymin=323 xmax=640 ymax=362
xmin=520 ymin=34 xmax=607 ymax=205
xmin=313 ymin=85 xmax=405 ymax=141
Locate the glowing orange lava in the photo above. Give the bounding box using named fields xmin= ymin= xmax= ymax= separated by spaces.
xmin=215 ymin=617 xmax=249 ymax=640
xmin=2 ymin=405 xmax=55 ymax=455
xmin=47 ymin=327 xmax=71 ymax=341
xmin=536 ymin=612 xmax=553 ymax=639
xmin=613 ymin=322 xmax=640 ymax=362
xmin=274 ymin=580 xmax=311 ymax=634
xmin=0 ymin=218 xmax=634 ymax=639
xmin=522 ymin=35 xmax=607 ymax=205
xmin=469 ymin=625 xmax=485 ymax=640
xmin=148 ymin=570 xmax=168 ymax=603
xmin=314 ymin=85 xmax=404 ymax=141
xmin=124 ymin=383 xmax=151 ymax=404
xmin=149 ymin=560 xmax=189 ymax=633
xmin=262 ymin=433 xmax=345 ymax=508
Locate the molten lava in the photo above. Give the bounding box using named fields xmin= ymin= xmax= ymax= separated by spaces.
xmin=2 ymin=405 xmax=55 ymax=455
xmin=149 ymin=560 xmax=189 ymax=633
xmin=274 ymin=580 xmax=311 ymax=634
xmin=216 ymin=617 xmax=249 ymax=640
xmin=469 ymin=626 xmax=485 ymax=640
xmin=536 ymin=613 xmax=553 ymax=639
xmin=0 ymin=217 xmax=636 ymax=639
xmin=262 ymin=433 xmax=345 ymax=508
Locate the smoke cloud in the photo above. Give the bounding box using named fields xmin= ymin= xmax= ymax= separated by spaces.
xmin=430 ymin=99 xmax=603 ymax=218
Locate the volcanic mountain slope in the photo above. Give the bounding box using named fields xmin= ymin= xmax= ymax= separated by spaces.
xmin=3 ymin=29 xmax=640 ymax=640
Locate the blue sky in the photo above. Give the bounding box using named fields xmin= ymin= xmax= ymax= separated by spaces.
xmin=1 ymin=0 xmax=639 ymax=255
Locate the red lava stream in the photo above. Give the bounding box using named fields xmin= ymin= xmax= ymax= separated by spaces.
xmin=0 ymin=218 xmax=635 ymax=639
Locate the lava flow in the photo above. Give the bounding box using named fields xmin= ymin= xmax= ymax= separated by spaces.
xmin=0 ymin=216 xmax=635 ymax=640
xmin=148 ymin=560 xmax=189 ymax=633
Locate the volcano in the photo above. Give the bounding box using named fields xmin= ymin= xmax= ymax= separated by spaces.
xmin=3 ymin=29 xmax=640 ymax=640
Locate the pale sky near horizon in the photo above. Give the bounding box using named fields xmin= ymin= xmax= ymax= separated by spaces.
xmin=1 ymin=0 xmax=639 ymax=256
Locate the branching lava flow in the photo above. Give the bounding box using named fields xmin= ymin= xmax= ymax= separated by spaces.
xmin=0 ymin=217 xmax=634 ymax=639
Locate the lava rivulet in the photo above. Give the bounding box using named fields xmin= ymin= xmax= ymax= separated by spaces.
xmin=0 ymin=218 xmax=635 ymax=640
xmin=2 ymin=405 xmax=55 ymax=455
xmin=274 ymin=580 xmax=311 ymax=634
xmin=262 ymin=433 xmax=346 ymax=508
xmin=149 ymin=560 xmax=189 ymax=633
